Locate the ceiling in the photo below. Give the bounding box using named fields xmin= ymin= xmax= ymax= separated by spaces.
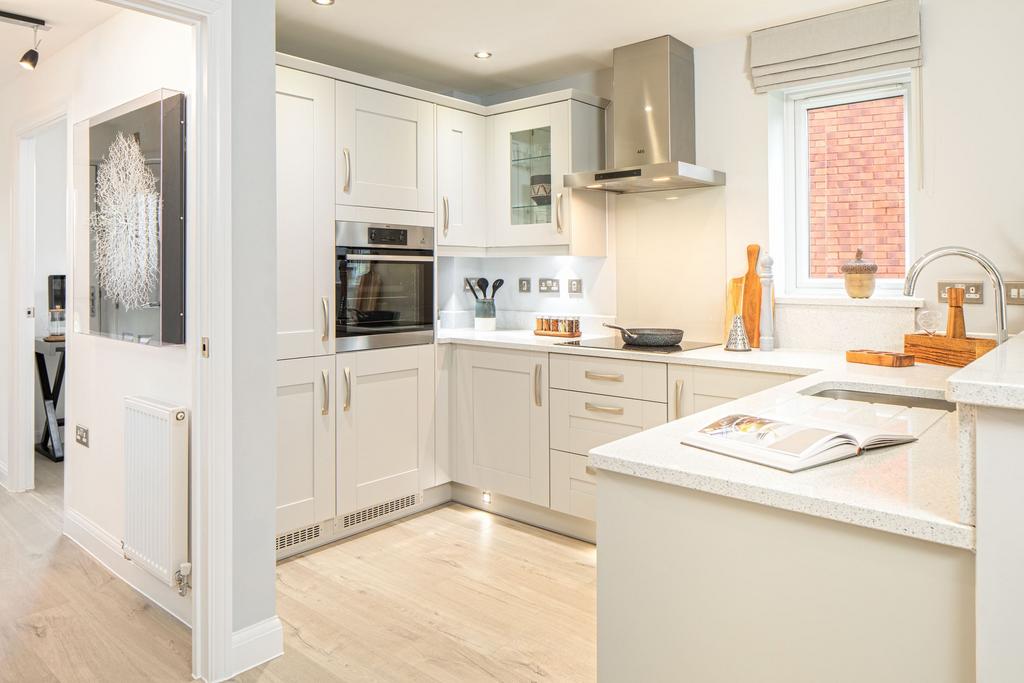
xmin=276 ymin=0 xmax=865 ymax=97
xmin=0 ymin=0 xmax=118 ymax=87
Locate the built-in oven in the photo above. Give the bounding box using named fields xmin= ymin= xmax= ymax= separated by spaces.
xmin=335 ymin=221 xmax=434 ymax=352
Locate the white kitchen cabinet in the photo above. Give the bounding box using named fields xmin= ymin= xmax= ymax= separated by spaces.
xmin=336 ymin=345 xmax=435 ymax=516
xmin=275 ymin=356 xmax=336 ymax=535
xmin=455 ymin=347 xmax=550 ymax=506
xmin=436 ymin=106 xmax=486 ymax=248
xmin=336 ymin=82 xmax=434 ymax=213
xmin=275 ymin=66 xmax=335 ymax=360
xmin=667 ymin=365 xmax=798 ymax=419
xmin=487 ymin=99 xmax=606 ymax=255
xmin=550 ymin=450 xmax=597 ymax=521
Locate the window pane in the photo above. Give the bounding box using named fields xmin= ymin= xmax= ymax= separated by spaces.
xmin=807 ymin=95 xmax=905 ymax=278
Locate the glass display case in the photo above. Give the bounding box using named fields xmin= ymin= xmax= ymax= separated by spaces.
xmin=509 ymin=126 xmax=552 ymax=226
xmin=73 ymin=89 xmax=186 ymax=345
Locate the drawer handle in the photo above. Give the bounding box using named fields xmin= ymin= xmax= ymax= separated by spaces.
xmin=584 ymin=370 xmax=624 ymax=382
xmin=585 ymin=464 xmax=597 ymax=476
xmin=585 ymin=402 xmax=624 ymax=415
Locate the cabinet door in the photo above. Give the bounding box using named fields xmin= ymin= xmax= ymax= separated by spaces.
xmin=436 ymin=106 xmax=486 ymax=248
xmin=275 ymin=67 xmax=335 ymax=360
xmin=456 ymin=348 xmax=549 ymax=506
xmin=276 ymin=356 xmax=336 ymax=535
xmin=337 ymin=345 xmax=434 ymax=515
xmin=487 ymin=102 xmax=570 ymax=247
xmin=336 ymin=82 xmax=435 ymax=212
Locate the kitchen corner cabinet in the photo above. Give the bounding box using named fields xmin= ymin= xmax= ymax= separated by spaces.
xmin=456 ymin=347 xmax=550 ymax=506
xmin=487 ymin=99 xmax=607 ymax=255
xmin=436 ymin=106 xmax=486 ymax=248
xmin=275 ymin=356 xmax=336 ymax=535
xmin=336 ymin=82 xmax=435 ymax=213
xmin=667 ymin=365 xmax=798 ymax=419
xmin=336 ymin=345 xmax=435 ymax=516
xmin=275 ymin=66 xmax=335 ymax=360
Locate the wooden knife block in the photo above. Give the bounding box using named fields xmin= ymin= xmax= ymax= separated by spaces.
xmin=904 ymin=287 xmax=996 ymax=367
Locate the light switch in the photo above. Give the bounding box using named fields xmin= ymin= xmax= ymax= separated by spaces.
xmin=1005 ymin=281 xmax=1024 ymax=305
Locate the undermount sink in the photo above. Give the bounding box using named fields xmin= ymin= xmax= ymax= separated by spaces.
xmin=802 ymin=388 xmax=956 ymax=412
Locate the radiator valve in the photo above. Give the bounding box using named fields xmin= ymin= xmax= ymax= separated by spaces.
xmin=175 ymin=562 xmax=192 ymax=597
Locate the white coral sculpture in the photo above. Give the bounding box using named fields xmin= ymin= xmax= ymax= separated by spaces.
xmin=90 ymin=132 xmax=160 ymax=310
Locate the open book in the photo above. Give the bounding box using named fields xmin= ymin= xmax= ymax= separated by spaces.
xmin=680 ymin=413 xmax=917 ymax=472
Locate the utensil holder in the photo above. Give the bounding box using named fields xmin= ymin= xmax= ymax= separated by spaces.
xmin=474 ymin=299 xmax=496 ymax=331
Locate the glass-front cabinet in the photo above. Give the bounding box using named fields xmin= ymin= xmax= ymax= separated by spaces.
xmin=487 ymin=100 xmax=607 ymax=254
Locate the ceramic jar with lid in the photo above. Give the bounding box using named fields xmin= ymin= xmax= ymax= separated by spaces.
xmin=840 ymin=248 xmax=878 ymax=298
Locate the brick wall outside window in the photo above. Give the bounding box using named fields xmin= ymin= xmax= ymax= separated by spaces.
xmin=807 ymin=95 xmax=905 ymax=278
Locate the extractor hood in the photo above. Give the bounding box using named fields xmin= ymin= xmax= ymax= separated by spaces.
xmin=565 ymin=36 xmax=725 ymax=193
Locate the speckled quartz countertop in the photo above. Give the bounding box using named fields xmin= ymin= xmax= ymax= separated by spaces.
xmin=440 ymin=328 xmax=974 ymax=550
xmin=947 ymin=333 xmax=1024 ymax=410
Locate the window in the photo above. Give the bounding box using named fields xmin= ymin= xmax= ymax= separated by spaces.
xmin=782 ymin=74 xmax=912 ymax=293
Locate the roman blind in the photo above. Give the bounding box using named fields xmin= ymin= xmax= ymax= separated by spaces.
xmin=749 ymin=0 xmax=921 ymax=93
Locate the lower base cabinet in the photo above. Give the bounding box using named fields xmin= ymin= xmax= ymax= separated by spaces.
xmin=337 ymin=345 xmax=435 ymax=516
xmin=550 ymin=450 xmax=597 ymax=521
xmin=275 ymin=356 xmax=336 ymax=535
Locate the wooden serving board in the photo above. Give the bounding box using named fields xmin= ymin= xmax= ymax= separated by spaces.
xmin=534 ymin=330 xmax=581 ymax=339
xmin=741 ymin=244 xmax=762 ymax=347
xmin=904 ymin=334 xmax=996 ymax=367
xmin=846 ymin=349 xmax=915 ymax=367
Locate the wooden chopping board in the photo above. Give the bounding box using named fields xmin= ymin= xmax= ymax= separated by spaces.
xmin=741 ymin=244 xmax=762 ymax=347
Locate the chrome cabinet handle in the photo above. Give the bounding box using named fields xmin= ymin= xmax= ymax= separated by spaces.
xmin=534 ymin=364 xmax=543 ymax=407
xmin=585 ymin=370 xmax=624 ymax=382
xmin=345 ymin=254 xmax=434 ymax=263
xmin=555 ymin=192 xmax=564 ymax=233
xmin=674 ymin=378 xmax=685 ymax=419
xmin=342 ymin=148 xmax=352 ymax=193
xmin=321 ymin=370 xmax=330 ymax=416
xmin=585 ymin=402 xmax=624 ymax=416
xmin=343 ymin=367 xmax=352 ymax=411
xmin=321 ymin=297 xmax=330 ymax=342
xmin=442 ymin=195 xmax=450 ymax=237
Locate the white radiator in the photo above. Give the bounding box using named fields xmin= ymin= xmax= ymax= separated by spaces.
xmin=123 ymin=396 xmax=190 ymax=594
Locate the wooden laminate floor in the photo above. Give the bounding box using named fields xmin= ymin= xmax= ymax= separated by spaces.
xmin=2 ymin=462 xmax=596 ymax=682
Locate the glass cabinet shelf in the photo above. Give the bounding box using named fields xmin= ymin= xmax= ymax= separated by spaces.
xmin=510 ymin=126 xmax=552 ymax=226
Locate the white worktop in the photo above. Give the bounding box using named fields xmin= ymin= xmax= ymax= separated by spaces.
xmin=440 ymin=327 xmax=974 ymax=550
xmin=947 ymin=333 xmax=1024 ymax=410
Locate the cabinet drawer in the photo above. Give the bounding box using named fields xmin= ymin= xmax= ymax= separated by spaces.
xmin=550 ymin=450 xmax=596 ymax=521
xmin=691 ymin=366 xmax=793 ymax=400
xmin=550 ymin=354 xmax=666 ymax=401
xmin=551 ymin=389 xmax=667 ymax=455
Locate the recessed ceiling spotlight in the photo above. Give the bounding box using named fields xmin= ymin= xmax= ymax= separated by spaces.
xmin=474 ymin=50 xmax=493 ymax=60
xmin=312 ymin=0 xmax=335 ymax=5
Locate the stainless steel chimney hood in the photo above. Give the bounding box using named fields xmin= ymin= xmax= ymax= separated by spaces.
xmin=565 ymin=36 xmax=725 ymax=193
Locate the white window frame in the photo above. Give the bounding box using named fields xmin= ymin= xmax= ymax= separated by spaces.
xmin=782 ymin=71 xmax=914 ymax=295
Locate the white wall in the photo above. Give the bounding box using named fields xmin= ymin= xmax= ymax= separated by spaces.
xmin=687 ymin=0 xmax=1024 ymax=339
xmin=0 ymin=10 xmax=194 ymax=616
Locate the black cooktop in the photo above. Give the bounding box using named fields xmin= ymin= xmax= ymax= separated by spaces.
xmin=556 ymin=337 xmax=720 ymax=355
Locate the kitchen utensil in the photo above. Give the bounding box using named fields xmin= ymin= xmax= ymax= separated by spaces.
xmin=741 ymin=244 xmax=762 ymax=347
xmin=477 ymin=278 xmax=489 ymax=299
xmin=725 ymin=314 xmax=751 ymax=352
xmin=841 ymin=248 xmax=878 ymax=298
xmin=491 ymin=278 xmax=504 ymax=297
xmin=603 ymin=323 xmax=684 ymax=347
xmin=465 ymin=278 xmax=479 ymax=300
xmin=846 ymin=350 xmax=915 ymax=367
xmin=904 ymin=287 xmax=997 ymax=366
xmin=723 ymin=276 xmax=744 ymax=342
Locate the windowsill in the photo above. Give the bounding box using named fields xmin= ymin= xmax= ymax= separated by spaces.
xmin=776 ymin=294 xmax=924 ymax=308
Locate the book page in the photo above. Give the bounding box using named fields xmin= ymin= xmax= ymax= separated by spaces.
xmin=697 ymin=414 xmax=844 ymax=458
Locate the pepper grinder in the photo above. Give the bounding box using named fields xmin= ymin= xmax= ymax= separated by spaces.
xmin=758 ymin=254 xmax=775 ymax=352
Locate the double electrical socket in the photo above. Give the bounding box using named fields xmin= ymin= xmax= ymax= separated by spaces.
xmin=538 ymin=278 xmax=560 ymax=293
xmin=937 ymin=281 xmax=984 ymax=304
xmin=75 ymin=425 xmax=90 ymax=448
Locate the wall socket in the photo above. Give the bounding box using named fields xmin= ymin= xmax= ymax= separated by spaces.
xmin=463 ymin=277 xmax=480 ymax=293
xmin=538 ymin=278 xmax=560 ymax=293
xmin=568 ymin=279 xmax=583 ymax=294
xmin=75 ymin=425 xmax=90 ymax=448
xmin=518 ymin=278 xmax=531 ymax=293
xmin=1005 ymin=281 xmax=1024 ymax=305
xmin=938 ymin=281 xmax=984 ymax=304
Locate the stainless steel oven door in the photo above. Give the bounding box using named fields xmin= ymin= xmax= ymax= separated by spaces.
xmin=336 ymin=249 xmax=435 ymax=352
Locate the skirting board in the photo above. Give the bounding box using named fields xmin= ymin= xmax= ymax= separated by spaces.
xmin=63 ymin=507 xmax=192 ymax=626
xmin=228 ymin=615 xmax=284 ymax=680
xmin=451 ymin=483 xmax=596 ymax=544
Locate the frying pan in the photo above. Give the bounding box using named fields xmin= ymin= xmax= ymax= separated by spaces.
xmin=604 ymin=323 xmax=684 ymax=347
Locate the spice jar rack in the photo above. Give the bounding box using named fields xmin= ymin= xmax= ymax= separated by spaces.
xmin=534 ymin=315 xmax=581 ymax=338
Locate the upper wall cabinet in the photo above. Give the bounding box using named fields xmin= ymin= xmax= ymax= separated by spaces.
xmin=487 ymin=99 xmax=607 ymax=256
xmin=276 ymin=67 xmax=335 ymax=360
xmin=436 ymin=106 xmax=486 ymax=248
xmin=336 ymin=83 xmax=435 ymax=215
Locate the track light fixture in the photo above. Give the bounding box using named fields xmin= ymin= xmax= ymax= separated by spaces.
xmin=0 ymin=10 xmax=49 ymax=72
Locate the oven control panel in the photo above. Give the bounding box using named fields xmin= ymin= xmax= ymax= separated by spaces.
xmin=367 ymin=227 xmax=408 ymax=246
